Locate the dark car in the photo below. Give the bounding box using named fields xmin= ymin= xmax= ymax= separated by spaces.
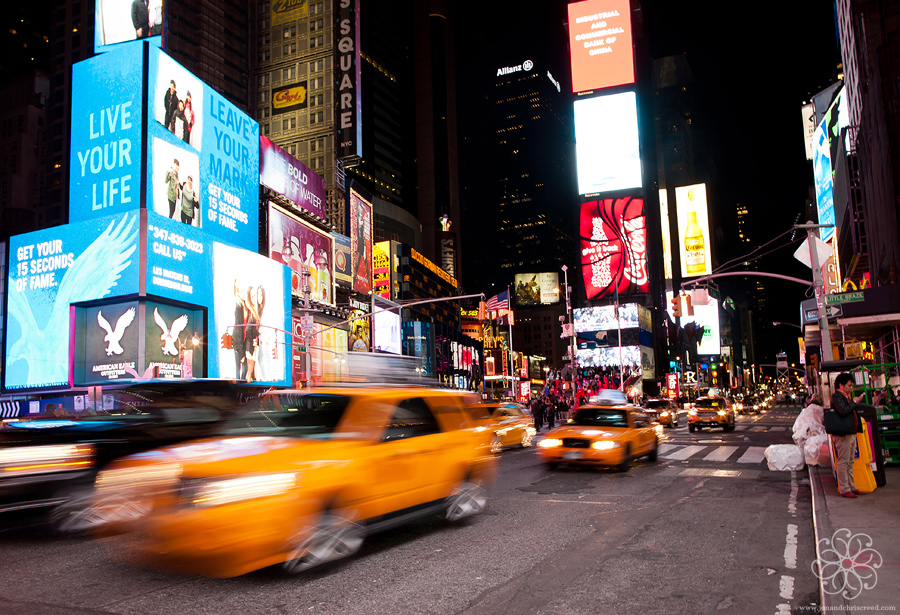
xmin=0 ymin=380 xmax=257 ymax=532
xmin=643 ymin=398 xmax=679 ymax=427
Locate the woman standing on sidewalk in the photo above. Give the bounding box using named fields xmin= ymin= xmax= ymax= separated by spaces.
xmin=830 ymin=372 xmax=866 ymax=498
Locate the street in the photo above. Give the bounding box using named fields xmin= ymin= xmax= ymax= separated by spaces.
xmin=0 ymin=405 xmax=820 ymax=615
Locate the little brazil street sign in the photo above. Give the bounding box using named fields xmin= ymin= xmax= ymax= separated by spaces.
xmin=825 ymin=291 xmax=864 ymax=305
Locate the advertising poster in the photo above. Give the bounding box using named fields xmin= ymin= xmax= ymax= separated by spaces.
xmin=273 ymin=0 xmax=308 ymax=26
xmin=69 ymin=44 xmax=144 ymax=224
xmin=146 ymin=211 xmax=214 ymax=304
xmin=574 ymin=304 xmax=639 ymax=332
xmin=674 ymin=183 xmax=712 ymax=278
xmin=513 ymin=272 xmax=560 ymax=305
xmin=348 ymin=187 xmax=373 ymax=295
xmin=567 ymin=0 xmax=634 ymax=93
xmin=580 ymin=197 xmax=649 ymax=299
xmin=334 ymin=0 xmax=362 ymax=160
xmin=693 ymin=300 xmax=721 ymax=356
xmin=332 ymin=233 xmax=353 ymax=287
xmin=145 ymin=301 xmax=206 ymax=380
xmin=212 ymin=243 xmax=290 ymax=385
xmin=659 ymin=189 xmax=673 ymax=281
xmin=259 ymin=137 xmax=327 ymax=218
xmin=373 ymin=310 xmax=401 ymax=355
xmin=5 ymin=213 xmax=140 ymax=390
xmin=574 ymin=92 xmax=642 ymax=194
xmin=94 ymin=0 xmax=163 ymax=54
xmin=72 ymin=301 xmax=141 ymax=385
xmin=272 ymin=82 xmax=309 ymax=115
xmin=147 ymin=47 xmax=260 ymax=251
xmin=812 ymin=89 xmax=846 ymax=243
xmin=267 ymin=204 xmax=334 ymax=305
xmin=348 ymin=308 xmax=371 ymax=352
xmin=576 ymin=345 xmax=641 ymax=368
xmin=373 ymin=241 xmax=391 ymax=299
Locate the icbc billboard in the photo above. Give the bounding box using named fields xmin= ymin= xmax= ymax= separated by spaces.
xmin=567 ymin=0 xmax=634 ymax=93
xmin=580 ymin=197 xmax=648 ymax=299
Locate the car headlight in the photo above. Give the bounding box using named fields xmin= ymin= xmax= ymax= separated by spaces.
xmin=660 ymin=411 xmax=669 ymax=416
xmin=688 ymin=409 xmax=697 ymax=416
xmin=592 ymin=440 xmax=620 ymax=450
xmin=96 ymin=463 xmax=182 ymax=490
xmin=717 ymin=410 xmax=726 ymax=416
xmin=185 ymin=473 xmax=297 ymax=508
xmin=0 ymin=444 xmax=94 ymax=477
xmin=538 ymin=438 xmax=562 ymax=448
xmin=753 ymin=405 xmax=759 ymax=409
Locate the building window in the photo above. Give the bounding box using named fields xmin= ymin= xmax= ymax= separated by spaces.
xmin=310 ymin=138 xmax=325 ymax=152
xmin=263 ymin=123 xmax=270 ymax=135
xmin=258 ymin=2 xmax=269 ymax=14
xmin=258 ymin=90 xmax=270 ymax=103
xmin=283 ymin=43 xmax=296 ymax=55
xmin=258 ymin=49 xmax=270 ymax=62
xmin=310 ymin=77 xmax=322 ymax=89
xmin=309 ymin=59 xmax=323 ymax=73
xmin=258 ymin=33 xmax=270 ymax=46
xmin=310 ymin=18 xmax=324 ymax=32
xmin=282 ymin=117 xmax=296 ymax=131
xmin=282 ymin=67 xmax=295 ymax=80
xmin=283 ymin=26 xmax=296 ymax=38
xmin=310 ymin=35 xmax=324 ymax=49
xmin=257 ymin=73 xmax=270 ymax=87
xmin=258 ymin=18 xmax=269 ymax=29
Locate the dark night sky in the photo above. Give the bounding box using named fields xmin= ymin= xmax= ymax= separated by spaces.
xmin=455 ymin=1 xmax=843 ymax=365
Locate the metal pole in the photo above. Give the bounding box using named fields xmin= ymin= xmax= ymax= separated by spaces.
xmin=616 ymin=286 xmax=624 ymax=391
xmin=806 ymin=227 xmax=834 ymax=362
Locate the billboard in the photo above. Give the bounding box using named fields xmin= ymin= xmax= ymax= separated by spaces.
xmin=373 ymin=241 xmax=391 ymax=299
xmin=373 ymin=309 xmax=402 ymax=355
xmin=692 ymin=300 xmax=721 ymax=355
xmin=267 ymin=204 xmax=334 ymax=305
xmin=576 ymin=345 xmax=640 ymax=368
xmin=348 ymin=185 xmax=373 ymax=295
xmin=69 ymin=44 xmax=145 ymax=224
xmin=95 ymin=0 xmax=163 ymax=54
xmin=332 ymin=232 xmax=353 ymax=287
xmin=514 ymin=273 xmax=560 ymax=305
xmin=272 ymin=82 xmax=309 ymax=115
xmin=273 ymin=0 xmax=308 ymax=25
xmin=567 ymin=0 xmax=634 ymax=93
xmin=5 ymin=213 xmax=140 ymax=390
xmin=574 ymin=92 xmax=642 ymax=194
xmin=674 ymin=183 xmax=712 ymax=278
xmin=334 ymin=0 xmax=362 ymax=160
xmin=146 ymin=211 xmax=214 ymax=305
xmin=147 ymin=46 xmax=260 ymax=251
xmin=659 ymin=189 xmax=673 ymax=281
xmin=580 ymin=197 xmax=648 ymax=299
xmin=212 ymin=243 xmax=290 ymax=385
xmin=812 ymin=89 xmax=847 ymax=243
xmin=259 ymin=137 xmax=327 ymax=219
xmin=574 ymin=304 xmax=639 ymax=332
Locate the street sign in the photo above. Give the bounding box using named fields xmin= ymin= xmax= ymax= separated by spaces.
xmin=683 ymin=370 xmax=698 ymax=384
xmin=825 ymin=291 xmax=864 ymax=305
xmin=560 ymin=323 xmax=574 ymax=338
xmin=804 ymin=304 xmax=842 ymax=321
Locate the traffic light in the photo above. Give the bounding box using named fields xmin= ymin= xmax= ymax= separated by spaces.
xmin=671 ymin=295 xmax=682 ymax=318
xmin=684 ymin=293 xmax=694 ymax=316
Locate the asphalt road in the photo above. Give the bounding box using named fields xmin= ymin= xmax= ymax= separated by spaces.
xmin=0 ymin=404 xmax=821 ymax=615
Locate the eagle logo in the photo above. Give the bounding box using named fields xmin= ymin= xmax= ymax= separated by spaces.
xmin=97 ymin=307 xmax=136 ymax=356
xmin=154 ymin=307 xmax=189 ymax=356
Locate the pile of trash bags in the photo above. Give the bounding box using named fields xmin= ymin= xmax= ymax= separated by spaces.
xmin=791 ymin=403 xmax=830 ymax=467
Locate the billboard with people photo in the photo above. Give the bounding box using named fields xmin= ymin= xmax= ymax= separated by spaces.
xmin=95 ymin=0 xmax=164 ymax=54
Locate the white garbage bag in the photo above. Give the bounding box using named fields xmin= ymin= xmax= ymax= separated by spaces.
xmin=792 ymin=405 xmax=825 ymax=447
xmin=804 ymin=434 xmax=828 ymax=466
xmin=765 ymin=444 xmax=806 ymax=471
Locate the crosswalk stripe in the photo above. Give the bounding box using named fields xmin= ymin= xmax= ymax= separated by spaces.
xmin=737 ymin=447 xmax=767 ymax=464
xmin=735 ymin=425 xmax=748 ymax=431
xmin=771 ymin=426 xmax=786 ymax=432
xmin=659 ymin=444 xmax=679 ymax=455
xmin=750 ymin=426 xmax=766 ymax=432
xmin=703 ymin=446 xmax=738 ymax=462
xmin=661 ymin=445 xmax=706 ymax=460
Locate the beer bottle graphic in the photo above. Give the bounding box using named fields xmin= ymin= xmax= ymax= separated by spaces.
xmin=683 ymin=189 xmax=706 ymax=275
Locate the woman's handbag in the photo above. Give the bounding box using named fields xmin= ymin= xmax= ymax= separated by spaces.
xmin=824 ymin=408 xmax=857 ymax=436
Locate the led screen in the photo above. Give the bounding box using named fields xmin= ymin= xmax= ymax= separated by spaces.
xmin=259 ymin=137 xmax=327 ymax=219
xmin=268 ymin=204 xmax=334 ymax=305
xmin=576 ymin=344 xmax=640 ymax=368
xmin=659 ymin=189 xmax=673 ymax=281
xmin=373 ymin=309 xmax=402 ymax=355
xmin=72 ymin=301 xmax=141 ymax=385
xmin=567 ymin=0 xmax=634 ymax=93
xmin=332 ymin=233 xmax=352 ymax=287
xmin=5 ymin=213 xmax=140 ymax=390
xmin=69 ymin=44 xmax=144 ymax=224
xmin=513 ymin=272 xmax=560 ymax=305
xmin=348 ymin=308 xmax=371 ymax=352
xmin=373 ymin=241 xmax=391 ymax=299
xmin=348 ymin=186 xmax=373 ymax=295
xmin=94 ymin=0 xmax=163 ymax=54
xmin=574 ymin=92 xmax=642 ymax=194
xmin=580 ymin=197 xmax=648 ymax=298
xmin=812 ymin=89 xmax=847 ymax=243
xmin=674 ymin=183 xmax=712 ymax=278
xmin=147 ymin=47 xmax=260 ymax=251
xmin=574 ymin=304 xmax=639 ymax=332
xmin=693 ymin=300 xmax=721 ymax=356
xmin=212 ymin=243 xmax=290 ymax=385
xmin=146 ymin=211 xmax=214 ymax=304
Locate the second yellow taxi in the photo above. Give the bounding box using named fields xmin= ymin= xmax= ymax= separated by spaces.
xmin=466 ymin=402 xmax=537 ymax=453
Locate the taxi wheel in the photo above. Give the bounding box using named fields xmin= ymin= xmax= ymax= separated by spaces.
xmin=544 ymin=462 xmax=559 ymax=470
xmin=688 ymin=425 xmax=696 ymax=433
xmin=282 ymin=509 xmax=364 ymax=575
xmin=490 ymin=435 xmax=503 ymax=454
xmin=647 ymin=439 xmax=658 ymax=462
xmin=445 ymin=480 xmax=487 ymax=522
xmin=617 ymin=445 xmax=631 ymax=472
xmin=49 ymin=488 xmax=150 ymax=535
xmin=520 ymin=429 xmax=534 ymax=448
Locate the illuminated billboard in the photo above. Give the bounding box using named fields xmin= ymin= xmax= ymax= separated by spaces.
xmin=5 ymin=213 xmax=140 ymax=390
xmin=812 ymin=89 xmax=847 ymax=243
xmin=574 ymin=304 xmax=639 ymax=332
xmin=95 ymin=0 xmax=163 ymax=54
xmin=272 ymin=82 xmax=309 ymax=115
xmin=674 ymin=183 xmax=712 ymax=278
xmin=348 ymin=185 xmax=373 ymax=295
xmin=212 ymin=243 xmax=290 ymax=385
xmin=567 ymin=0 xmax=634 ymax=93
xmin=659 ymin=189 xmax=673 ymax=281
xmin=693 ymin=300 xmax=721 ymax=355
xmin=259 ymin=137 xmax=327 ymax=219
xmin=514 ymin=273 xmax=560 ymax=305
xmin=69 ymin=44 xmax=145 ymax=224
xmin=147 ymin=47 xmax=260 ymax=251
xmin=373 ymin=309 xmax=402 ymax=355
xmin=334 ymin=0 xmax=362 ymax=160
xmin=576 ymin=345 xmax=640 ymax=368
xmin=373 ymin=241 xmax=391 ymax=299
xmin=267 ymin=204 xmax=334 ymax=305
xmin=580 ymin=197 xmax=648 ymax=299
xmin=332 ymin=232 xmax=353 ymax=287
xmin=574 ymin=92 xmax=642 ymax=194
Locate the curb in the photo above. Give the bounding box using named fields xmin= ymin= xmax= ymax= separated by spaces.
xmin=808 ymin=464 xmax=849 ymax=612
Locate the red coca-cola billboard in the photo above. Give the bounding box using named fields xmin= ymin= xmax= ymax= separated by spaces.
xmin=580 ymin=196 xmax=648 ymax=298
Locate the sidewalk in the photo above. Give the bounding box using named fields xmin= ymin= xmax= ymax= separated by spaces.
xmin=809 ymin=463 xmax=900 ymax=611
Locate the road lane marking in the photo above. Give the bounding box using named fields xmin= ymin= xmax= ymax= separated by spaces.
xmin=737 ymin=447 xmax=767 ymax=463
xmin=658 ymin=444 xmax=679 ymax=456
xmin=703 ymin=446 xmax=738 ymax=462
xmin=751 ymin=426 xmax=767 ymax=432
xmin=784 ymin=524 xmax=798 ymax=569
xmin=771 ymin=426 xmax=787 ymax=432
xmin=779 ymin=574 xmax=794 ymax=600
xmin=661 ymin=445 xmax=706 ymax=460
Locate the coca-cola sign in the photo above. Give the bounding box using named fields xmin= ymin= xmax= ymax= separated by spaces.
xmin=580 ymin=196 xmax=649 ymax=299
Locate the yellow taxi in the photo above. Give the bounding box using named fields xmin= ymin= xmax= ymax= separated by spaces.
xmin=465 ymin=402 xmax=537 ymax=452
xmin=91 ymin=386 xmax=497 ymax=578
xmin=687 ymin=396 xmax=735 ymax=432
xmin=536 ymin=391 xmax=660 ymax=472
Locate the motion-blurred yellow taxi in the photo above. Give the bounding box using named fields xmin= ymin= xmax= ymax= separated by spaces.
xmin=466 ymin=402 xmax=537 ymax=452
xmin=536 ymin=391 xmax=660 ymax=472
xmin=687 ymin=396 xmax=735 ymax=432
xmin=92 ymin=386 xmax=497 ymax=577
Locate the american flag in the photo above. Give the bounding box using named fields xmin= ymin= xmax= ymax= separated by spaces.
xmin=485 ymin=289 xmax=509 ymax=311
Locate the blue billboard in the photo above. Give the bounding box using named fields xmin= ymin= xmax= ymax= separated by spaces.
xmin=812 ymin=88 xmax=847 ymax=244
xmin=69 ymin=43 xmax=145 ymax=225
xmin=95 ymin=1 xmax=163 ymax=54
xmin=147 ymin=47 xmax=260 ymax=252
xmin=5 ymin=213 xmax=140 ymax=390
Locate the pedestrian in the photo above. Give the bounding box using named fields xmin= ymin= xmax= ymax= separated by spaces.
xmin=829 ymin=373 xmax=866 ymax=498
xmin=532 ymin=396 xmax=544 ymax=431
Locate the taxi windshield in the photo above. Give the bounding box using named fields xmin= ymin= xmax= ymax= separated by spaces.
xmin=645 ymin=400 xmax=670 ymax=409
xmin=219 ymin=394 xmax=351 ymax=438
xmin=572 ymin=408 xmax=629 ymax=427
xmin=695 ymin=398 xmax=725 ymax=408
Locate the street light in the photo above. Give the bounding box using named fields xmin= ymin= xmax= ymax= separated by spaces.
xmin=773 ymin=321 xmax=802 ymax=330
